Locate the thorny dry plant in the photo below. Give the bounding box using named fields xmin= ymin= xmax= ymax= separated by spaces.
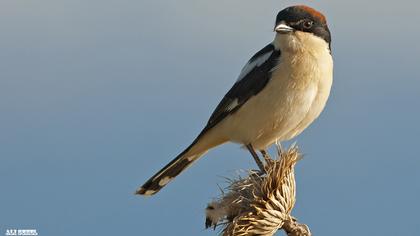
xmin=205 ymin=144 xmax=311 ymax=236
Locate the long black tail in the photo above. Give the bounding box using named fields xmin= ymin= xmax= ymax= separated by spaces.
xmin=135 ymin=144 xmax=206 ymax=196
xmin=136 ymin=125 xmax=228 ymax=196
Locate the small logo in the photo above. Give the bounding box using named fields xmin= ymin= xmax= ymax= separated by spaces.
xmin=5 ymin=229 xmax=38 ymax=236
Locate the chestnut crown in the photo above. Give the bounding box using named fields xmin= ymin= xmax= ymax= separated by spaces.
xmin=275 ymin=5 xmax=331 ymax=46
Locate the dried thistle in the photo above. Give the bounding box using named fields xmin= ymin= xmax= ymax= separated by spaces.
xmin=205 ymin=145 xmax=311 ymax=236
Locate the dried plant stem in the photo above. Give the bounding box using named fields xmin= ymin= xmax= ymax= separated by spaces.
xmin=205 ymin=145 xmax=311 ymax=236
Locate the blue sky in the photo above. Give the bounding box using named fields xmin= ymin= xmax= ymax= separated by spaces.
xmin=1 ymin=0 xmax=420 ymax=235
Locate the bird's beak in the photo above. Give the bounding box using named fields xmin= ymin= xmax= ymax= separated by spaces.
xmin=274 ymin=23 xmax=294 ymax=33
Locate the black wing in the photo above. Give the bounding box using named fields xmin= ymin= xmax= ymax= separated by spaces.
xmin=136 ymin=44 xmax=281 ymax=195
xmin=205 ymin=44 xmax=281 ymax=130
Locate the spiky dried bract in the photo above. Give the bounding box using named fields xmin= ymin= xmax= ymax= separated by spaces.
xmin=206 ymin=145 xmax=310 ymax=236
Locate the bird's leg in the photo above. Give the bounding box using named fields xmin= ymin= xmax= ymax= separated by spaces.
xmin=246 ymin=144 xmax=265 ymax=173
xmin=260 ymin=149 xmax=272 ymax=163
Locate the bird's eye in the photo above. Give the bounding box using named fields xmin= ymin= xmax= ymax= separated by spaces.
xmin=302 ymin=20 xmax=313 ymax=29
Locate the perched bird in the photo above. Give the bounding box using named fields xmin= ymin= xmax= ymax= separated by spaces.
xmin=137 ymin=5 xmax=333 ymax=196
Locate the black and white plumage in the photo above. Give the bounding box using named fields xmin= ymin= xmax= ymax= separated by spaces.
xmin=137 ymin=5 xmax=333 ymax=196
xmin=207 ymin=44 xmax=280 ymax=130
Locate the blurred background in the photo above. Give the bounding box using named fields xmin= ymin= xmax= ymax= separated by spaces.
xmin=1 ymin=0 xmax=419 ymax=235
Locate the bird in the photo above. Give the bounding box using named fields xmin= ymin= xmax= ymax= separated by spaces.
xmin=137 ymin=5 xmax=333 ymax=196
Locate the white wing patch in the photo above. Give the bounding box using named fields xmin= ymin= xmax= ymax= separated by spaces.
xmin=225 ymin=98 xmax=239 ymax=111
xmin=237 ymin=51 xmax=273 ymax=82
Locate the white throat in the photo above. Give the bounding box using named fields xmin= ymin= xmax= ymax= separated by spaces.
xmin=273 ymin=31 xmax=330 ymax=55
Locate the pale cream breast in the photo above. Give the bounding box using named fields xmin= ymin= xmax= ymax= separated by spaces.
xmin=218 ymin=32 xmax=333 ymax=150
xmin=280 ymin=32 xmax=334 ymax=140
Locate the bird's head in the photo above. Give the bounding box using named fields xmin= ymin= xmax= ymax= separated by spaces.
xmin=273 ymin=5 xmax=331 ymax=50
